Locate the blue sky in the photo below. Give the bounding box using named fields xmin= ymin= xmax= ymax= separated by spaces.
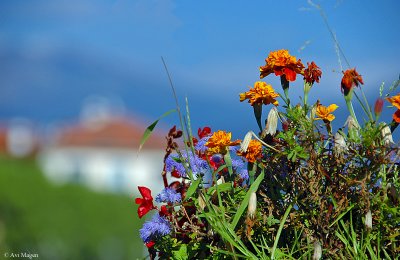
xmin=0 ymin=0 xmax=399 ymax=138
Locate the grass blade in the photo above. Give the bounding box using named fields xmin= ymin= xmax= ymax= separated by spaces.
xmin=138 ymin=109 xmax=176 ymax=153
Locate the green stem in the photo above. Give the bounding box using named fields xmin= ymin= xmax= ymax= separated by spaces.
xmin=271 ymin=203 xmax=293 ymax=259
xmin=345 ymin=99 xmax=360 ymax=127
xmin=281 ymin=75 xmax=290 ymax=108
xmin=344 ymin=88 xmax=360 ymax=127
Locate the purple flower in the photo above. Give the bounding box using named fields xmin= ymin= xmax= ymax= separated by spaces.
xmin=231 ymin=158 xmax=244 ymax=169
xmin=195 ymin=136 xmax=210 ymax=153
xmin=165 ymin=151 xmax=210 ymax=178
xmin=239 ymin=169 xmax=249 ymax=181
xmin=165 ymin=155 xmax=186 ymax=175
xmin=155 ymin=187 xmax=182 ymax=204
xmin=139 ymin=213 xmax=171 ymax=243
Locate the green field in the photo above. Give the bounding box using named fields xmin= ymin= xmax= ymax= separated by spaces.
xmin=0 ymin=155 xmax=145 ymax=259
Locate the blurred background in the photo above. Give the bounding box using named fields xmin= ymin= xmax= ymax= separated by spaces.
xmin=0 ymin=0 xmax=399 ymax=259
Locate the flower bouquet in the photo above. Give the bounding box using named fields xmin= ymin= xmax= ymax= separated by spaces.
xmin=135 ymin=49 xmax=400 ymax=259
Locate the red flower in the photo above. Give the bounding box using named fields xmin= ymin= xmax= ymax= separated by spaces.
xmin=145 ymin=241 xmax=155 ymax=248
xmin=198 ymin=127 xmax=211 ymax=139
xmin=159 ymin=205 xmax=170 ymax=217
xmin=341 ymin=68 xmax=364 ymax=92
xmin=135 ymin=186 xmax=155 ymax=218
xmin=303 ymin=61 xmax=322 ymax=85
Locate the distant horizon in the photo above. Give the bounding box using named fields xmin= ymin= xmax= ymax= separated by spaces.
xmin=0 ymin=0 xmax=399 ymax=138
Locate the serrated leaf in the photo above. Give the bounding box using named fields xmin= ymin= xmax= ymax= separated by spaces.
xmin=138 ymin=109 xmax=176 ymax=153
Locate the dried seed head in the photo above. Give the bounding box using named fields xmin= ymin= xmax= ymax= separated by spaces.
xmin=334 ymin=131 xmax=347 ymax=155
xmin=313 ymin=241 xmax=322 ymax=260
xmin=345 ymin=115 xmax=359 ymax=130
xmin=310 ymin=105 xmax=317 ymax=120
xmin=198 ymin=194 xmax=206 ymax=211
xmin=262 ymin=107 xmax=279 ymax=137
xmin=345 ymin=115 xmax=360 ymax=140
xmin=247 ymin=192 xmax=257 ymax=219
xmin=217 ymin=176 xmax=225 ymax=185
xmin=381 ymin=125 xmax=394 ymax=146
xmin=240 ymin=131 xmax=253 ymax=153
xmin=365 ymin=210 xmax=372 ymax=230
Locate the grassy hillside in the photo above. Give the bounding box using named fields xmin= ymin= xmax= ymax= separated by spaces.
xmin=0 ymin=155 xmax=145 ymax=260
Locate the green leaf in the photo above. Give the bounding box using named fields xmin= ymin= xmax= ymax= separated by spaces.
xmin=172 ymin=244 xmax=188 ymax=260
xmin=253 ymin=103 xmax=263 ymax=132
xmin=184 ymin=178 xmax=201 ymax=201
xmin=230 ymin=169 xmax=265 ymax=230
xmin=223 ymin=152 xmax=234 ymax=176
xmin=138 ymin=109 xmax=176 ymax=153
xmin=207 ymin=183 xmax=232 ymax=195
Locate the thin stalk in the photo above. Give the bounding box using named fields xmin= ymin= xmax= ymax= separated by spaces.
xmin=353 ymin=91 xmax=373 ymax=121
xmin=271 ymin=203 xmax=293 ymax=259
xmin=345 ymin=98 xmax=360 ymax=127
xmin=161 ymin=57 xmax=189 ymax=143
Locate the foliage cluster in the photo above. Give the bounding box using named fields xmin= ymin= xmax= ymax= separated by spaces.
xmin=136 ymin=49 xmax=400 ymax=259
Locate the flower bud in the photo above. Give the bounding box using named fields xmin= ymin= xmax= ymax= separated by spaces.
xmin=381 ymin=125 xmax=394 ymax=146
xmin=345 ymin=115 xmax=360 ymax=141
xmin=374 ymin=98 xmax=384 ymax=117
xmin=282 ymin=119 xmax=289 ymax=132
xmin=313 ymin=241 xmax=322 ymax=260
xmin=247 ymin=192 xmax=257 ymax=219
xmin=365 ymin=210 xmax=372 ymax=230
xmin=262 ymin=107 xmax=279 ymax=138
xmin=240 ymin=131 xmax=252 ymax=153
xmin=334 ymin=131 xmax=347 ymax=155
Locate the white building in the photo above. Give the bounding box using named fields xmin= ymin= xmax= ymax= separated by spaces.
xmin=38 ymin=116 xmax=166 ymax=195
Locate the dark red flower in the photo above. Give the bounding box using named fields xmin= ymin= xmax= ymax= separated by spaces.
xmin=341 ymin=68 xmax=364 ymax=92
xmin=159 ymin=205 xmax=170 ymax=217
xmin=198 ymin=127 xmax=211 ymax=139
xmin=135 ymin=186 xmax=155 ymax=218
xmin=303 ymin=61 xmax=322 ymax=85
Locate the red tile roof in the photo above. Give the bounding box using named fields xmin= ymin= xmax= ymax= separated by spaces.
xmin=56 ymin=117 xmax=167 ymax=149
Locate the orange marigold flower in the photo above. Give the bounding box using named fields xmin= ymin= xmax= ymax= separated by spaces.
xmin=237 ymin=139 xmax=262 ymax=163
xmin=303 ymin=61 xmax=322 ymax=84
xmin=205 ymin=130 xmax=241 ymax=155
xmin=386 ymin=94 xmax=400 ymax=123
xmin=239 ymin=81 xmax=279 ymax=106
xmin=260 ymin=49 xmax=304 ymax=82
xmin=341 ymin=68 xmax=364 ymax=92
xmin=315 ymin=103 xmax=338 ymax=122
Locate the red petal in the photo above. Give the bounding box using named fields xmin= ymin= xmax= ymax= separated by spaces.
xmin=135 ymin=198 xmax=143 ymax=205
xmin=138 ymin=186 xmax=153 ymax=200
xmin=171 ymin=170 xmax=180 ymax=178
xmin=198 ymin=127 xmax=211 ymax=138
xmin=137 ymin=201 xmax=153 ymax=218
xmin=283 ymin=68 xmax=296 ymax=81
xmin=393 ymin=110 xmax=400 ymax=123
xmin=159 ymin=205 xmax=169 ymax=217
xmin=146 ymin=241 xmax=155 ymax=248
